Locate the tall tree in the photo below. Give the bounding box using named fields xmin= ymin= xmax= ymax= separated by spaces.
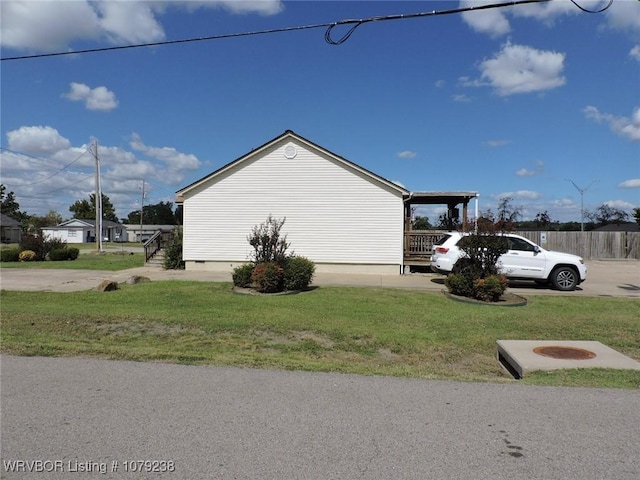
xmin=125 ymin=201 xmax=178 ymax=225
xmin=25 ymin=210 xmax=63 ymax=234
xmin=495 ymin=197 xmax=522 ymax=231
xmin=633 ymin=207 xmax=640 ymax=227
xmin=0 ymin=184 xmax=26 ymax=221
xmin=587 ymin=204 xmax=629 ymax=227
xmin=69 ymin=193 xmax=118 ymax=222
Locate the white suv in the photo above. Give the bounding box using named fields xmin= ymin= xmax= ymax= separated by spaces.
xmin=430 ymin=232 xmax=587 ymax=291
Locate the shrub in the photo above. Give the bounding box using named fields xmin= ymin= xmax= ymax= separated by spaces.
xmin=283 ymin=256 xmax=315 ymax=291
xmin=232 ymin=263 xmax=255 ymax=287
xmin=163 ymin=228 xmax=185 ymax=270
xmin=247 ymin=215 xmax=291 ymax=265
xmin=18 ymin=250 xmax=37 ymax=262
xmin=251 ymin=262 xmax=284 ymax=293
xmin=445 ymin=273 xmax=475 ymax=298
xmin=19 ymin=234 xmax=67 ymax=261
xmin=49 ymin=248 xmax=80 ymax=261
xmin=473 ymin=275 xmax=509 ymax=302
xmin=49 ymin=248 xmax=68 ymax=261
xmin=0 ymin=248 xmax=20 ymax=262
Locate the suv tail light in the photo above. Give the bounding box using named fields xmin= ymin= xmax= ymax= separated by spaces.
xmin=435 ymin=247 xmax=449 ymax=254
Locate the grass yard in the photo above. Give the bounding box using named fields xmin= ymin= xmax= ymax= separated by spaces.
xmin=0 ymin=251 xmax=144 ymax=270
xmin=1 ymin=282 xmax=638 ymax=389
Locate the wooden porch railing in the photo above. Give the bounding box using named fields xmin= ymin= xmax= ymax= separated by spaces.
xmin=144 ymin=231 xmax=163 ymax=263
xmin=404 ymin=230 xmax=448 ymax=260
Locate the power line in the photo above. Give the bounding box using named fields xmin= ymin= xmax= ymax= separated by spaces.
xmin=0 ymin=147 xmax=91 ymax=186
xmin=0 ymin=0 xmax=612 ymax=61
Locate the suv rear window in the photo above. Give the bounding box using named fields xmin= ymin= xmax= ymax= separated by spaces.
xmin=433 ymin=234 xmax=452 ymax=246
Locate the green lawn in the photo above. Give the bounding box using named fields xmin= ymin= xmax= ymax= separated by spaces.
xmin=1 ymin=282 xmax=638 ymax=388
xmin=0 ymin=251 xmax=144 ymax=270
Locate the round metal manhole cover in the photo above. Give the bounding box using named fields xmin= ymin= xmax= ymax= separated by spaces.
xmin=533 ymin=346 xmax=597 ymax=360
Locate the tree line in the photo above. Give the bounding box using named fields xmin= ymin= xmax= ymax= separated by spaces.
xmin=412 ymin=197 xmax=640 ymax=232
xmin=1 ymin=184 xmax=181 ymax=234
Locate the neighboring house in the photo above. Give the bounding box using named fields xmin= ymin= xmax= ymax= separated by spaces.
xmin=176 ymin=130 xmax=478 ymax=275
xmin=0 ymin=213 xmax=22 ymax=243
xmin=123 ymin=224 xmax=179 ymax=243
xmin=42 ymin=219 xmax=124 ymax=244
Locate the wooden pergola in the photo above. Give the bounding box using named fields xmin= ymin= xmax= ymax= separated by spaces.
xmin=403 ymin=191 xmax=479 ymax=269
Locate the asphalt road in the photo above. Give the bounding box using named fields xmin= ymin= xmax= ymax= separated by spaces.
xmin=1 ymin=355 xmax=639 ymax=480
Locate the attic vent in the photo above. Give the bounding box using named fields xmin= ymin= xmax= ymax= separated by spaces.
xmin=284 ymin=145 xmax=297 ymax=159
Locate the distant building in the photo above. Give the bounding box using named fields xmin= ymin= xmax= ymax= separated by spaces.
xmin=42 ymin=219 xmax=124 ymax=243
xmin=0 ymin=213 xmax=22 ymax=243
xmin=122 ymin=224 xmax=179 ymax=243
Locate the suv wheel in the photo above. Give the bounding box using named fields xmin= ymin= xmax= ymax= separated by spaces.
xmin=550 ymin=267 xmax=578 ymax=291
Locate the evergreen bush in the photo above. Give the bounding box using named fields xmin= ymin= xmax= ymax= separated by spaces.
xmin=0 ymin=248 xmax=20 ymax=262
xmin=473 ymin=275 xmax=509 ymax=302
xmin=163 ymin=228 xmax=185 ymax=270
xmin=445 ymin=273 xmax=475 ymax=298
xmin=283 ymin=256 xmax=315 ymax=291
xmin=232 ymin=263 xmax=255 ymax=287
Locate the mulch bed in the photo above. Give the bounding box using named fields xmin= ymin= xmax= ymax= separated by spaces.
xmin=443 ymin=290 xmax=528 ymax=307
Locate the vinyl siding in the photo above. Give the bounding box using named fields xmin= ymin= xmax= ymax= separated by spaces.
xmin=183 ymin=140 xmax=404 ymax=266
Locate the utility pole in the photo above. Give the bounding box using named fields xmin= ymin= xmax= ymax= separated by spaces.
xmin=94 ymin=139 xmax=103 ymax=252
xmin=566 ymin=179 xmax=598 ymax=232
xmin=139 ymin=179 xmax=145 ymax=243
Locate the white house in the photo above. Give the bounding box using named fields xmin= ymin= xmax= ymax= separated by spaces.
xmin=176 ymin=130 xmax=410 ymax=274
xmin=42 ymin=219 xmax=124 ymax=244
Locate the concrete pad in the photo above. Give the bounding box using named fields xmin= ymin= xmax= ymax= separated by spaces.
xmin=497 ymin=340 xmax=640 ymax=379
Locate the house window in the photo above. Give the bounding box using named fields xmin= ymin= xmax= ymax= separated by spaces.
xmin=68 ymin=230 xmax=77 ymax=237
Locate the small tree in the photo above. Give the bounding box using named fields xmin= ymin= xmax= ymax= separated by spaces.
xmin=247 ymin=215 xmax=291 ymax=265
xmin=163 ymin=228 xmax=184 ymax=270
xmin=445 ymin=231 xmax=509 ymax=302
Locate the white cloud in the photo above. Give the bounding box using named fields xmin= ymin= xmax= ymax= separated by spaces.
xmin=94 ymin=1 xmax=165 ymax=45
xmin=497 ymin=190 xmax=542 ymax=200
xmin=435 ymin=80 xmax=446 ymax=88
xmin=0 ymin=0 xmax=284 ymax=52
xmin=604 ymin=199 xmax=636 ymax=210
xmin=516 ymin=160 xmax=544 ymax=177
xmin=396 ymin=150 xmax=417 ymax=159
xmin=63 ymin=83 xmax=119 ymax=111
xmin=630 ymin=45 xmax=640 ymax=61
xmin=484 ymin=140 xmax=510 ymax=147
xmin=459 ymin=0 xmax=638 ymax=38
xmin=452 ymin=94 xmax=471 ymax=103
xmin=618 ymin=179 xmax=640 ymax=188
xmin=459 ymin=0 xmax=511 ymax=37
xmin=468 ymin=43 xmax=566 ymax=96
xmin=6 ymin=126 xmax=71 ymax=155
xmin=584 ymin=106 xmax=640 ymax=142
xmin=130 ymin=133 xmax=201 ymax=183
xmin=602 ymin=0 xmax=640 ymax=35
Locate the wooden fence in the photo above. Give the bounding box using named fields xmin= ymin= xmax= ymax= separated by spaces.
xmin=517 ymin=231 xmax=640 ymax=260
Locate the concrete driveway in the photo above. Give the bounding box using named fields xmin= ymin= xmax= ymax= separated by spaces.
xmin=0 ymin=260 xmax=638 ymax=297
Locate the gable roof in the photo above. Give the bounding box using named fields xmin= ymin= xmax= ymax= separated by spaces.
xmin=44 ymin=218 xmax=123 ymax=229
xmin=176 ymin=130 xmax=409 ymax=199
xmin=0 ymin=213 xmax=21 ymax=227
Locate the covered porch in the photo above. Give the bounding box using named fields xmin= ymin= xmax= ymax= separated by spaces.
xmin=403 ymin=191 xmax=479 ymax=270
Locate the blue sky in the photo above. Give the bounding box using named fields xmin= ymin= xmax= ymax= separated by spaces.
xmin=1 ymin=0 xmax=639 ymax=223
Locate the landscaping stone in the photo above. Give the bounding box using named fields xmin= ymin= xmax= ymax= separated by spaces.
xmin=96 ymin=280 xmax=118 ymax=292
xmin=126 ymin=275 xmax=151 ymax=285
